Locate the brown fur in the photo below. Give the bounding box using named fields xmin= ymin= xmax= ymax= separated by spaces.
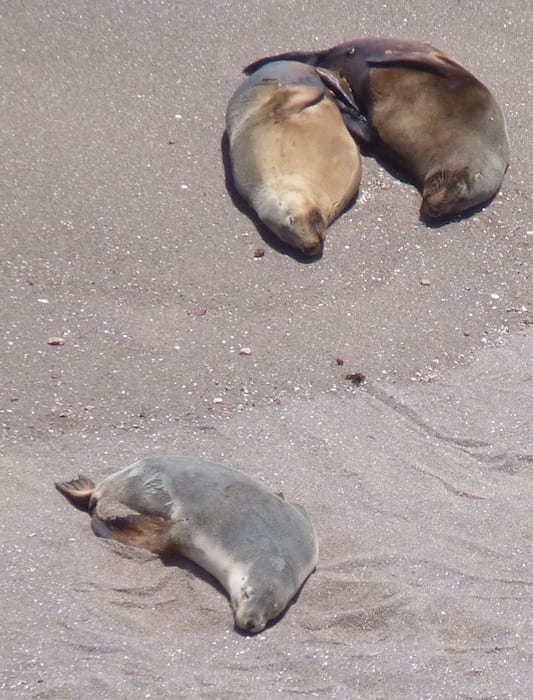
xmin=227 ymin=62 xmax=361 ymax=253
xmin=245 ymin=39 xmax=510 ymax=219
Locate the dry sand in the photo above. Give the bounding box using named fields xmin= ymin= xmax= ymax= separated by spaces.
xmin=1 ymin=1 xmax=532 ymax=697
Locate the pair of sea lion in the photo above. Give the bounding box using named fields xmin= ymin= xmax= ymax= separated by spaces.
xmin=227 ymin=38 xmax=509 ymax=254
xmin=56 ymin=456 xmax=319 ymax=634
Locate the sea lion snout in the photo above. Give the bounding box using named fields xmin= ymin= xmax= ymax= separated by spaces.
xmin=236 ymin=611 xmax=267 ymax=634
xmin=234 ymin=592 xmax=284 ymax=633
xmin=421 ymin=167 xmax=471 ymax=218
xmin=298 ymin=207 xmax=327 ymax=256
xmin=258 ymin=193 xmax=327 ymax=255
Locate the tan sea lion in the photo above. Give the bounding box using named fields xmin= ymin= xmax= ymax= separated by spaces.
xmin=226 ymin=60 xmax=363 ymax=255
xmin=55 ymin=456 xmax=319 ymax=634
xmin=245 ymin=39 xmax=510 ymax=220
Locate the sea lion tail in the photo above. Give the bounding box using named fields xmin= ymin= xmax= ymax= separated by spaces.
xmin=55 ymin=475 xmax=96 ymax=511
xmin=244 ymin=51 xmax=320 ymax=75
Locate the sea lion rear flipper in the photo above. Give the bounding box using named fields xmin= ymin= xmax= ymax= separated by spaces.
xmin=55 ymin=475 xmax=95 ymax=511
xmin=91 ymin=513 xmax=172 ymax=554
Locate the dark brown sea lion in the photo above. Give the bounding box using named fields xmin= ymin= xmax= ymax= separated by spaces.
xmin=226 ymin=60 xmax=363 ymax=255
xmin=245 ymin=39 xmax=510 ymax=220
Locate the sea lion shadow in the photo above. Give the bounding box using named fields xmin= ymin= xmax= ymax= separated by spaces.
xmin=370 ymin=150 xmax=415 ymax=188
xmin=160 ymin=551 xmax=310 ymax=637
xmin=419 ymin=193 xmax=499 ymax=228
xmin=160 ymin=551 xmax=229 ymax=600
xmin=221 ymin=131 xmax=322 ymax=264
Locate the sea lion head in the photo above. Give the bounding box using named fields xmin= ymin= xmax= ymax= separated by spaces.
xmin=233 ymin=580 xmax=286 ymax=633
xmin=257 ymin=190 xmax=327 ymax=256
xmin=421 ymin=166 xmax=477 ymax=218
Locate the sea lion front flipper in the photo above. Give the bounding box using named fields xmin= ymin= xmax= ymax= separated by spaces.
xmin=314 ymin=67 xmax=366 ymax=118
xmin=366 ymin=51 xmax=473 ymax=80
xmin=315 ymin=66 xmax=371 ymax=144
xmin=55 ymin=475 xmax=95 ymax=511
xmin=91 ymin=513 xmax=172 ymax=554
xmin=270 ymin=84 xmax=325 ymax=117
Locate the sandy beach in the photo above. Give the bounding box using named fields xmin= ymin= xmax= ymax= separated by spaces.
xmin=1 ymin=1 xmax=532 ymax=697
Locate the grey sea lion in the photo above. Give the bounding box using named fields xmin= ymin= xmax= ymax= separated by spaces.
xmin=55 ymin=456 xmax=319 ymax=633
xmin=245 ymin=39 xmax=510 ymax=220
xmin=226 ymin=60 xmax=363 ymax=255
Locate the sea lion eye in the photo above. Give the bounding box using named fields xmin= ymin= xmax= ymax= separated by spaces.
xmin=455 ymin=180 xmax=469 ymax=197
xmin=346 ymin=48 xmax=356 ymax=56
xmin=241 ymin=584 xmax=254 ymax=599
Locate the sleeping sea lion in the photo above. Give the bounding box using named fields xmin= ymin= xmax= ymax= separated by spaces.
xmin=245 ymin=39 xmax=510 ymax=219
xmin=55 ymin=456 xmax=319 ymax=634
xmin=226 ymin=60 xmax=363 ymax=254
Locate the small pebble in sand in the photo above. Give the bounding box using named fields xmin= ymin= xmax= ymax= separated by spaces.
xmin=254 ymin=248 xmax=265 ymax=258
xmin=213 ymin=397 xmax=223 ymax=404
xmin=345 ymin=372 xmax=366 ymax=386
xmin=336 ymin=357 xmax=344 ymax=366
xmin=239 ymin=347 xmax=252 ymax=356
xmin=47 ymin=337 xmax=65 ymax=346
xmin=419 ymin=279 xmax=431 ymax=286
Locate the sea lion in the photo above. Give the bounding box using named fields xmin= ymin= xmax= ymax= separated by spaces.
xmin=245 ymin=39 xmax=510 ymax=219
xmin=226 ymin=60 xmax=363 ymax=255
xmin=55 ymin=456 xmax=319 ymax=633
